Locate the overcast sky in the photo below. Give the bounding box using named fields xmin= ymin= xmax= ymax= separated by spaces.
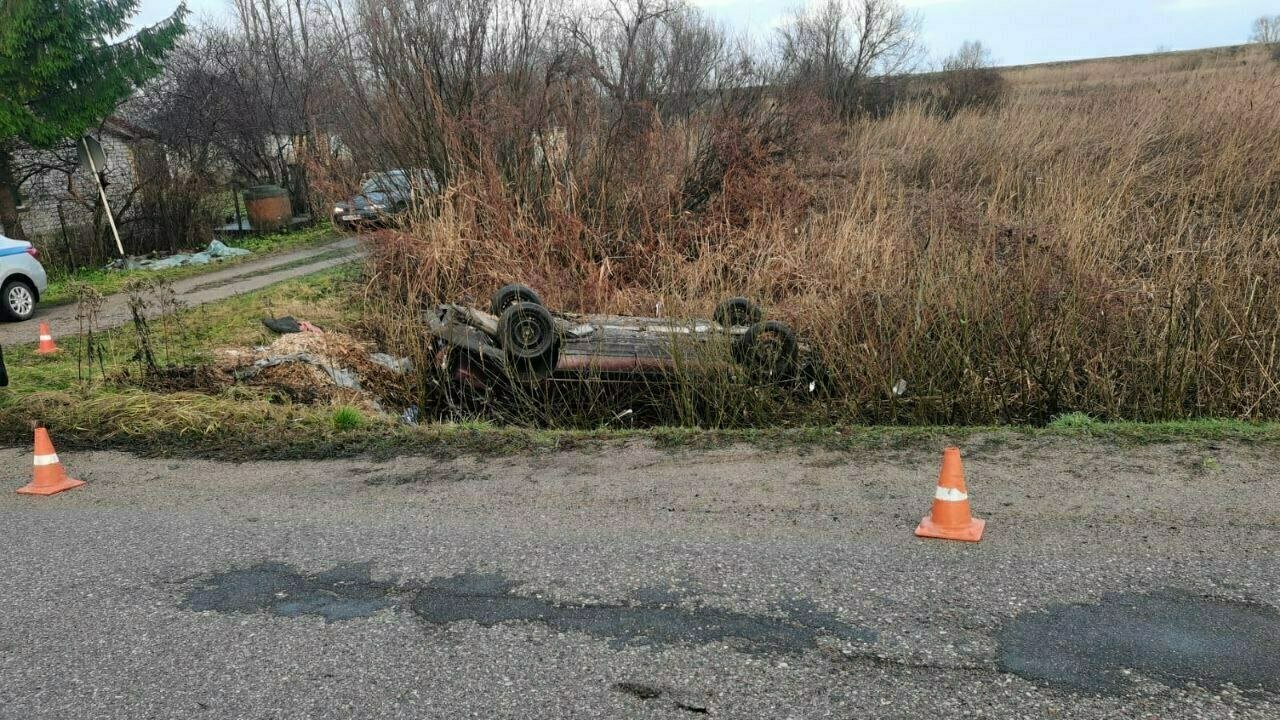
xmin=132 ymin=0 xmax=1277 ymax=67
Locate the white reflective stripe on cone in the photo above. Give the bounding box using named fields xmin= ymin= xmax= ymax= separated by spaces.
xmin=934 ymin=486 xmax=968 ymax=502
xmin=39 ymin=335 xmax=52 ymax=341
xmin=33 ymin=453 xmax=60 ymax=466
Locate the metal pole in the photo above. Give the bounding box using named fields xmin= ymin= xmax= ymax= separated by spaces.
xmin=82 ymin=138 xmax=124 ymax=258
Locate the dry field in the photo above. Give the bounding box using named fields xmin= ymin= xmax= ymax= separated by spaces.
xmin=361 ymin=45 xmax=1280 ymax=427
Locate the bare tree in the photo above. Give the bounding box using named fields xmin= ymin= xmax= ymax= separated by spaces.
xmin=1250 ymin=14 xmax=1280 ymax=44
xmin=775 ymin=0 xmax=921 ymax=116
xmin=562 ymin=0 xmax=678 ymax=106
xmin=942 ymin=40 xmax=994 ymax=72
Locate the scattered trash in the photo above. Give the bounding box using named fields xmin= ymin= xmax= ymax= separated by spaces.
xmin=371 ymin=352 xmax=413 ymax=374
xmin=109 ymin=239 xmax=251 ymax=271
xmin=262 ymin=316 xmax=302 ymax=334
xmin=261 ymin=316 xmax=325 ymax=335
xmin=212 ymin=331 xmax=414 ymax=412
xmin=400 ymin=405 xmax=420 ymax=425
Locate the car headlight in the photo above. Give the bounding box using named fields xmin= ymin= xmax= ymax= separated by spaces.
xmin=368 ymin=203 xmax=385 ymax=211
xmin=333 ymin=206 xmax=345 ymax=214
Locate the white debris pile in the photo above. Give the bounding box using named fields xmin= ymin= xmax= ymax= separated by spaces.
xmin=215 ymin=329 xmax=413 ymax=412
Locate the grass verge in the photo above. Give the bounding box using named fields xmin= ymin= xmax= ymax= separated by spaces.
xmin=3 ymin=269 xmax=1276 ymax=461
xmin=0 ymin=390 xmax=1274 ymax=462
xmin=41 ymin=223 xmax=342 ymax=306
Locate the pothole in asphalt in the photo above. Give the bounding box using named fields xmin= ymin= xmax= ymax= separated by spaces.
xmin=997 ymin=589 xmax=1280 ymax=695
xmin=411 ymin=572 xmax=874 ymax=654
xmin=612 ymin=682 xmax=710 ymax=714
xmin=182 ymin=562 xmax=398 ymax=622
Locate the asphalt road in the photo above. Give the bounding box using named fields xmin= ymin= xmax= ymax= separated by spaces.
xmin=0 ymin=236 xmax=362 ymax=346
xmin=1 ymin=438 xmax=1278 ymax=719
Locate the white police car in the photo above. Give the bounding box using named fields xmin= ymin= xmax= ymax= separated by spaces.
xmin=0 ymin=234 xmax=48 ymax=322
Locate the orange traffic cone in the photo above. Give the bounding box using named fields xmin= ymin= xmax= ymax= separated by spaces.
xmin=914 ymin=447 xmax=985 ymax=542
xmin=35 ymin=322 xmax=58 ymax=355
xmin=16 ymin=428 xmax=84 ymax=496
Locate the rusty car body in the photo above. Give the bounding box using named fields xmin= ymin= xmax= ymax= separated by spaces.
xmin=426 ymin=285 xmax=817 ymax=394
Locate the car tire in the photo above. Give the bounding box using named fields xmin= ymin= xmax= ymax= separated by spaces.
xmin=1 ymin=279 xmax=36 ymax=322
xmin=714 ymin=296 xmax=762 ymax=327
xmin=490 ymin=284 xmax=543 ymax=317
xmin=733 ymin=320 xmax=797 ymax=380
xmin=497 ymin=301 xmax=559 ymax=380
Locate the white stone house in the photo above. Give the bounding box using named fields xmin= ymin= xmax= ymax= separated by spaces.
xmin=12 ymin=117 xmax=154 ymax=242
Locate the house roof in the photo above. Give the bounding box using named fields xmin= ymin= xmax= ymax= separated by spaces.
xmin=101 ymin=115 xmax=154 ymax=141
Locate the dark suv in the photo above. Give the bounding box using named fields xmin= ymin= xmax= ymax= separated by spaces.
xmin=332 ymin=169 xmax=437 ymax=230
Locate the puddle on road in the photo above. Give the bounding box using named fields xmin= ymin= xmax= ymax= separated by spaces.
xmin=411 ymin=573 xmax=874 ymax=655
xmin=182 ymin=562 xmax=398 ymax=622
xmin=997 ymin=589 xmax=1280 ymax=695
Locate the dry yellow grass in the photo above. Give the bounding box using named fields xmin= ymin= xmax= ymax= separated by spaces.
xmin=363 ymin=49 xmax=1280 ymax=426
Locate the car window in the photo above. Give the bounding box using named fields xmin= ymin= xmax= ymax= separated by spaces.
xmin=361 ymin=172 xmax=410 ymax=195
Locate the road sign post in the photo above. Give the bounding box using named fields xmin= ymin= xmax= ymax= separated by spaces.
xmin=77 ymin=136 xmax=125 ymax=258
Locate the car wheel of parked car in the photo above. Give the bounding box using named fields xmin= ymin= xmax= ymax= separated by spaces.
xmin=498 ymin=301 xmax=559 ymax=379
xmin=1 ymin=279 xmax=36 ymax=322
xmin=490 ymin=284 xmax=543 ymax=317
xmin=734 ymin=320 xmax=797 ymax=380
xmin=714 ymin=296 xmax=762 ymax=327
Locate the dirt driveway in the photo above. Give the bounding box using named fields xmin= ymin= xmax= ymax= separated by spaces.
xmin=0 ymin=236 xmax=362 ymax=345
xmin=0 ymin=437 xmax=1277 ymax=718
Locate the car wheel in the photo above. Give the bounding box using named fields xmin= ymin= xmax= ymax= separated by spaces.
xmin=490 ymin=284 xmax=543 ymax=317
xmin=733 ymin=320 xmax=797 ymax=380
xmin=714 ymin=296 xmax=762 ymax=327
xmin=1 ymin=279 xmax=36 ymax=322
xmin=497 ymin=301 xmax=559 ymax=380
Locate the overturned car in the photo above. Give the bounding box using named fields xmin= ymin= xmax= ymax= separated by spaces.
xmin=427 ymin=284 xmax=825 ymax=396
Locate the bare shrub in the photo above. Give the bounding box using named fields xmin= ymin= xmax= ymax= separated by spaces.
xmin=936 ymin=40 xmax=1007 ymax=117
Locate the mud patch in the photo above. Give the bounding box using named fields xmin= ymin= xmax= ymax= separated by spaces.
xmin=411 ymin=572 xmax=872 ymax=654
xmin=182 ymin=562 xmax=398 ymax=622
xmin=997 ymin=589 xmax=1280 ymax=695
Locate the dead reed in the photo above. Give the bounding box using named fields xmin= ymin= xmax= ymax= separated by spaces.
xmin=358 ymin=52 xmax=1280 ymax=427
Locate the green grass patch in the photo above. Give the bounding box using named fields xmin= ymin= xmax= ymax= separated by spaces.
xmin=0 ymin=385 xmax=1274 ymax=461
xmin=41 ymin=223 xmax=342 ymax=306
xmin=331 ymin=405 xmax=366 ymax=431
xmin=3 ymin=266 xmax=1277 ymax=460
xmin=8 ymin=266 xmax=358 ymax=394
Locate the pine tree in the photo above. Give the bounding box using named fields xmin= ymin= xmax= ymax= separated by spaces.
xmin=0 ymin=0 xmax=187 ymax=239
